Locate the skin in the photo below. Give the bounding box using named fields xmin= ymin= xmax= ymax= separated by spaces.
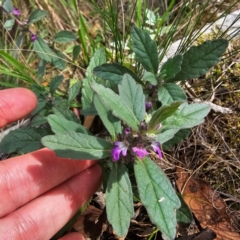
xmin=0 ymin=88 xmax=102 ymax=240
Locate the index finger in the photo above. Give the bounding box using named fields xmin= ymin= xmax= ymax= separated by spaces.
xmin=0 ymin=88 xmax=37 ymax=128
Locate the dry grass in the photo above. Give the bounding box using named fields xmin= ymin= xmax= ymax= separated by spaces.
xmin=168 ymin=36 xmax=240 ymax=233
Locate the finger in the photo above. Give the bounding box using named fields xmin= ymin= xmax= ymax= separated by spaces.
xmin=0 ymin=148 xmax=97 ymax=218
xmin=0 ymin=88 xmax=37 ymax=128
xmin=59 ymin=232 xmax=85 ymax=240
xmin=0 ymin=164 xmax=102 ymax=240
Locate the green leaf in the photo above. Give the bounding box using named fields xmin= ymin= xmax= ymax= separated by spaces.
xmin=131 ymin=26 xmax=158 ymax=74
xmin=93 ymin=94 xmax=121 ymax=140
xmin=81 ymin=48 xmax=106 ymax=115
xmin=0 ymin=66 xmax=34 ymax=84
xmin=2 ymin=0 xmax=13 ymax=13
xmin=168 ymin=39 xmax=229 ymax=81
xmin=161 ymin=102 xmax=210 ymax=130
xmin=47 ymin=115 xmax=88 ymax=134
xmin=134 ymin=157 xmax=180 ymax=240
xmin=0 ymin=50 xmax=35 ymax=84
xmin=52 ymin=50 xmax=66 ymax=70
xmin=162 ymin=129 xmax=191 ymax=150
xmin=0 ymin=128 xmax=45 ymax=154
xmin=101 ymin=160 xmax=112 ymax=192
xmin=14 ymin=32 xmax=26 ymax=59
xmin=160 ymin=55 xmax=182 ymax=80
xmin=119 ymin=73 xmax=145 ymax=122
xmin=28 ymin=9 xmax=48 ymax=24
xmin=156 ymin=103 xmax=210 ymax=143
xmin=68 ymin=80 xmax=81 ymax=105
xmin=31 ymin=83 xmax=47 ymax=95
xmin=4 ymin=19 xmax=15 ymax=30
xmin=52 ymin=106 xmax=80 ymax=124
xmin=41 ymin=131 xmax=112 ymax=160
xmin=158 ymin=83 xmax=187 ymax=105
xmin=143 ymin=71 xmax=157 ymax=85
xmin=72 ymin=45 xmax=81 ymax=62
xmin=0 ymin=81 xmax=18 ymax=88
xmin=33 ymin=39 xmax=65 ymax=70
xmin=33 ymin=37 xmax=56 ymax=62
xmin=176 ymin=194 xmax=193 ymax=224
xmin=31 ymin=96 xmax=47 ymax=115
xmin=148 ymin=102 xmax=182 ymax=132
xmin=106 ymin=162 xmax=134 ymax=237
xmin=91 ymin=82 xmax=139 ymax=130
xmin=93 ymin=63 xmax=141 ymax=84
xmin=156 ymin=129 xmax=179 ymax=144
xmin=30 ymin=115 xmax=48 ymax=127
xmin=50 ymin=75 xmax=64 ymax=95
xmin=54 ymin=30 xmax=77 ymax=43
xmin=0 ymin=50 xmax=34 ymax=74
xmin=37 ymin=58 xmax=46 ymax=82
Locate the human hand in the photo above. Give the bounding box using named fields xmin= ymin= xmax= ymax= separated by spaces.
xmin=0 ymin=88 xmax=102 ymax=240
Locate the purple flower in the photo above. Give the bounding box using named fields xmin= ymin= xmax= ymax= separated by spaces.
xmin=125 ymin=128 xmax=131 ymax=135
xmin=31 ymin=35 xmax=37 ymax=42
xmin=145 ymin=101 xmax=152 ymax=111
xmin=132 ymin=146 xmax=149 ymax=159
xmin=13 ymin=8 xmax=20 ymax=16
xmin=151 ymin=141 xmax=162 ymax=158
xmin=111 ymin=141 xmax=128 ymax=161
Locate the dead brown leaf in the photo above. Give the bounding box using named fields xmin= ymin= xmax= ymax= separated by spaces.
xmin=73 ymin=205 xmax=107 ymax=239
xmin=177 ymin=227 xmax=216 ymax=240
xmin=176 ymin=167 xmax=240 ymax=240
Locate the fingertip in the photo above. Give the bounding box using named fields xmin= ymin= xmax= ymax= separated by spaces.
xmin=58 ymin=232 xmax=85 ymax=240
xmin=87 ymin=163 xmax=103 ymax=185
xmin=0 ymin=88 xmax=37 ymax=127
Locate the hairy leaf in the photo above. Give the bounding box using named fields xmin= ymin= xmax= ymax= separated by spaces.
xmin=93 ymin=94 xmax=121 ymax=140
xmin=156 ymin=103 xmax=210 ymax=143
xmin=134 ymin=157 xmax=180 ymax=240
xmin=41 ymin=131 xmax=112 ymax=160
xmin=81 ymin=48 xmax=106 ymax=115
xmin=159 ymin=55 xmax=182 ymax=80
xmin=156 ymin=128 xmax=179 ymax=144
xmin=168 ymin=39 xmax=228 ymax=81
xmin=176 ymin=194 xmax=193 ymax=224
xmin=119 ymin=74 xmax=145 ymax=122
xmin=131 ymin=26 xmax=158 ymax=74
xmin=28 ymin=9 xmax=48 ymax=24
xmin=106 ymin=163 xmax=134 ymax=237
xmin=50 ymin=75 xmax=64 ymax=95
xmin=148 ymin=102 xmax=182 ymax=132
xmin=93 ymin=63 xmax=141 ymax=84
xmin=2 ymin=0 xmax=13 ymax=13
xmin=0 ymin=128 xmax=45 ymax=153
xmin=72 ymin=45 xmax=81 ymax=62
xmin=161 ymin=102 xmax=210 ymax=130
xmin=47 ymin=115 xmax=88 ymax=134
xmin=68 ymin=80 xmax=81 ymax=105
xmin=52 ymin=106 xmax=80 ymax=124
xmin=158 ymin=83 xmax=187 ymax=105
xmin=91 ymin=82 xmax=139 ymax=130
xmin=4 ymin=19 xmax=15 ymax=30
xmin=54 ymin=30 xmax=77 ymax=43
xmin=143 ymin=71 xmax=157 ymax=85
xmin=33 ymin=37 xmax=56 ymax=62
xmin=52 ymin=50 xmax=66 ymax=70
xmin=162 ymin=129 xmax=191 ymax=149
